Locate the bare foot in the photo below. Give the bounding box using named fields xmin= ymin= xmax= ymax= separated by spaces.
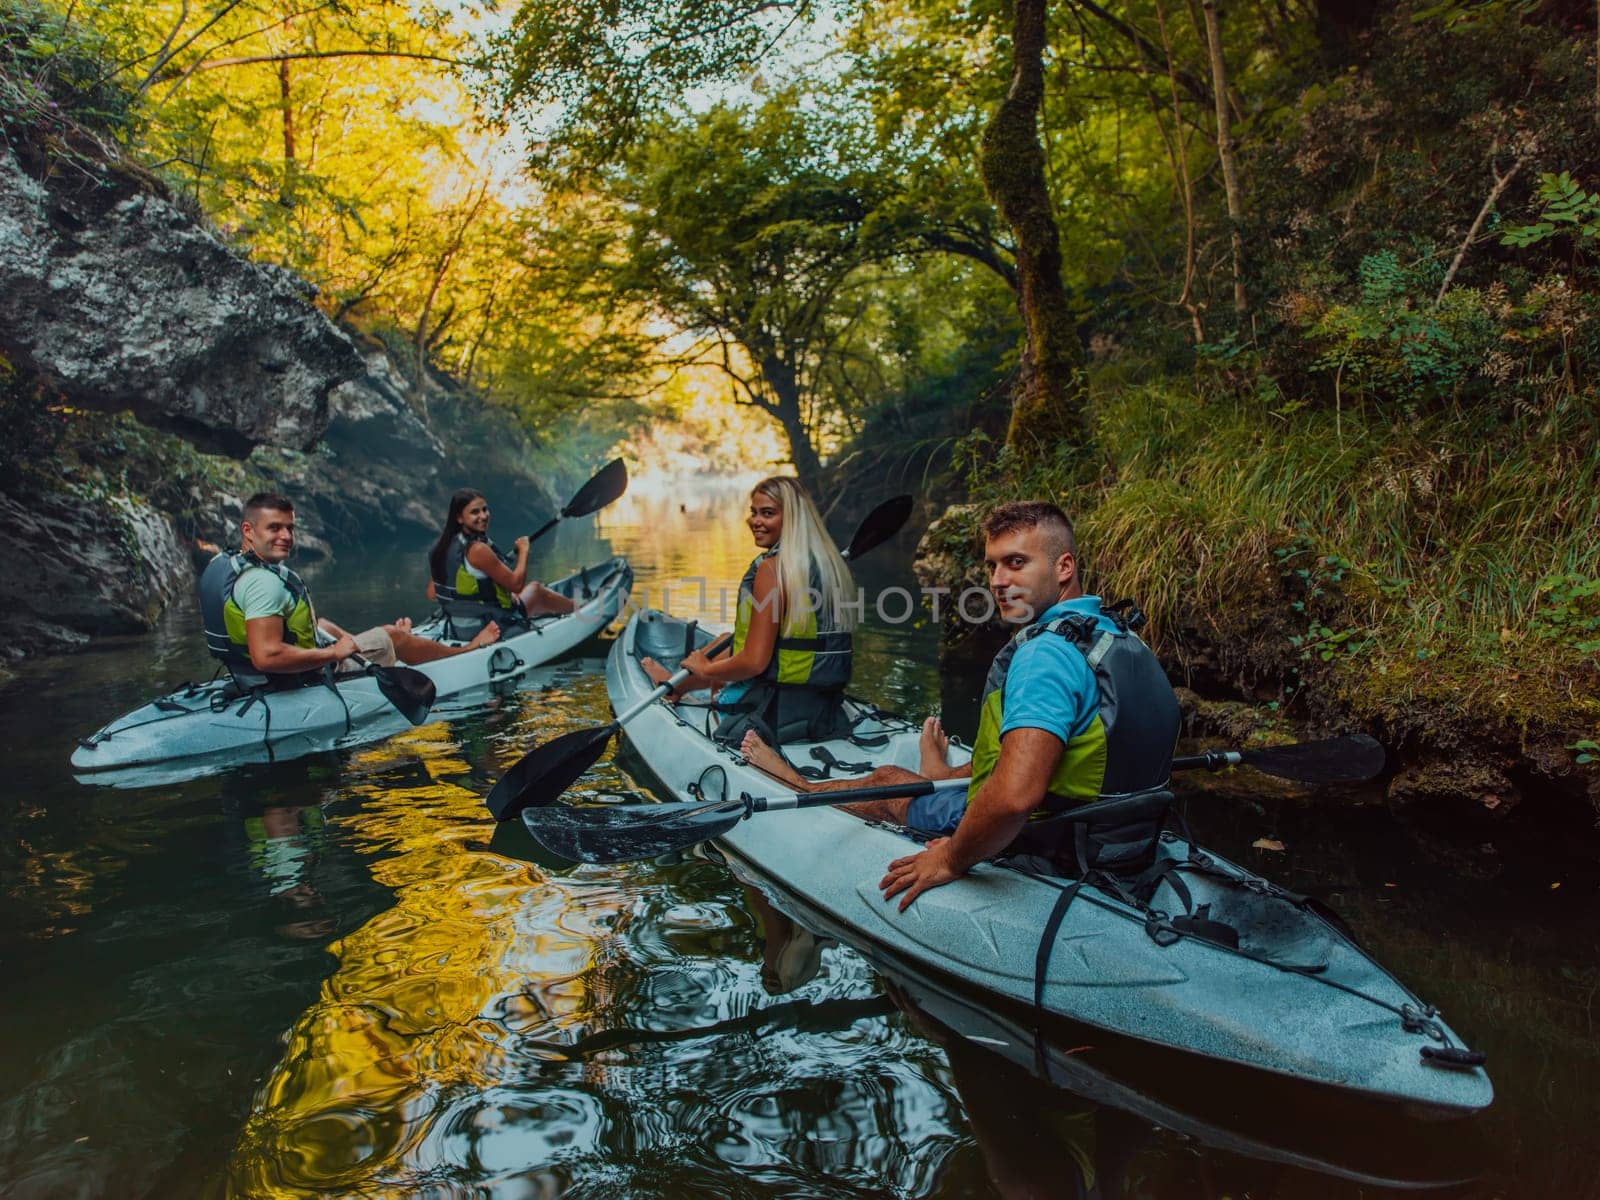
xmin=465 ymin=621 xmax=501 ymax=650
xmin=918 ymin=716 xmax=953 ymax=778
xmin=740 ymin=731 xmax=809 ymax=789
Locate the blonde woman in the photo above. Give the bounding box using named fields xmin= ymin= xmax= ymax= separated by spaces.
xmin=642 ymin=476 xmax=857 ymax=744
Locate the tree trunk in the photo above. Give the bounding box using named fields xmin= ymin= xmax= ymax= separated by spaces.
xmin=757 ymin=352 xmax=824 ymax=491
xmin=277 ymin=55 xmax=295 ymax=209
xmin=1201 ymin=0 xmax=1247 ymax=318
xmin=978 ymin=0 xmax=1088 ymax=459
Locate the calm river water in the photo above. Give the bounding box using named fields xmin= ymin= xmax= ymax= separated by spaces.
xmin=1 ymin=488 xmax=1597 ymax=1198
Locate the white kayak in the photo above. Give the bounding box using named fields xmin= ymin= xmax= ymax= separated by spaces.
xmin=72 ymin=556 xmax=631 ymax=779
xmin=594 ymin=609 xmax=1493 ymax=1116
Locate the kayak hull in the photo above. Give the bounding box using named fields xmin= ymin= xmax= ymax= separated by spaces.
xmin=71 ymin=557 xmax=631 ymax=777
xmin=593 ymin=609 xmax=1493 ymax=1115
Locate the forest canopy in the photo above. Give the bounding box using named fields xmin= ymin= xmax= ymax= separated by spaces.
xmin=3 ymin=0 xmax=1599 ymax=746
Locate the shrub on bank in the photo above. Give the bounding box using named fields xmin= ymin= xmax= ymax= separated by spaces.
xmin=947 ymin=377 xmax=1600 ymax=747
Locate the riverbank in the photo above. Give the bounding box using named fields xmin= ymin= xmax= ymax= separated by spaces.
xmin=912 ymin=378 xmax=1600 ymax=838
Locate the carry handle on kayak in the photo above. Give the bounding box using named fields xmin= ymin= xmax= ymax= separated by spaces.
xmin=483 ymin=493 xmax=917 ymax=822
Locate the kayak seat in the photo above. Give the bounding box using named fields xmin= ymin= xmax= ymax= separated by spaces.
xmin=634 ymin=611 xmax=696 ymax=671
xmin=437 ymin=597 xmax=529 ymax=642
xmin=1001 ymin=788 xmax=1175 ymax=879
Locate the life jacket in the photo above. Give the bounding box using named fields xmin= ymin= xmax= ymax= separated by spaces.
xmin=434 ymin=532 xmax=518 ymax=608
xmin=432 ymin=532 xmax=525 ymax=634
xmin=198 ymin=550 xmax=319 ymax=688
xmin=968 ymin=598 xmax=1180 ymax=817
xmin=731 ymin=548 xmax=852 ymax=691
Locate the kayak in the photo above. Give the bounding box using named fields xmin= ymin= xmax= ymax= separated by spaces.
xmin=590 ymin=609 xmax=1493 ymax=1115
xmin=71 ymin=556 xmax=632 ymax=778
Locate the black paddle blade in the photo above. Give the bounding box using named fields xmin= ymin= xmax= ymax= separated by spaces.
xmin=371 ymin=665 xmax=436 ymax=726
xmin=844 ymin=494 xmax=913 ymax=561
xmin=563 ymin=457 xmax=629 ymax=518
xmin=523 ymin=799 xmax=747 ymax=863
xmin=1240 ymin=734 xmax=1386 ymax=784
xmin=485 ymin=723 xmax=617 ymax=821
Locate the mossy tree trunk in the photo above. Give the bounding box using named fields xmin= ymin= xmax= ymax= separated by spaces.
xmin=978 ymin=0 xmax=1088 ymax=459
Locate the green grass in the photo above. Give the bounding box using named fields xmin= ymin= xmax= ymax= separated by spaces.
xmin=951 ymin=380 xmax=1600 ymax=743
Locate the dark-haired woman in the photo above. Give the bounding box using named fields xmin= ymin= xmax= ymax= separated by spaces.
xmin=427 ymin=490 xmax=576 ymax=633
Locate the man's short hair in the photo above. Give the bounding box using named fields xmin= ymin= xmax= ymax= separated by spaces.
xmin=242 ymin=492 xmax=295 ymax=525
xmin=982 ymin=501 xmax=1076 ymax=560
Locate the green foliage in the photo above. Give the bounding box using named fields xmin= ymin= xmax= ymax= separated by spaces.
xmin=942 ymin=372 xmax=1600 ymax=733
xmin=0 ymin=0 xmax=134 ymax=136
xmin=1500 ymin=172 xmax=1600 ymax=251
xmin=1305 ymin=252 xmax=1490 ymax=404
xmin=1529 ymin=573 xmax=1600 ymax=654
xmin=1569 ymin=739 xmax=1598 ymax=765
xmin=485 ymin=0 xmax=821 ymax=181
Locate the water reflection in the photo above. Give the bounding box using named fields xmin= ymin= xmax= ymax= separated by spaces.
xmin=1 ymin=497 xmax=1596 ymax=1197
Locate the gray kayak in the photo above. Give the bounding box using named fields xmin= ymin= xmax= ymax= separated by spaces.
xmin=590 ymin=609 xmax=1493 ymax=1115
xmin=71 ymin=556 xmax=631 ymax=781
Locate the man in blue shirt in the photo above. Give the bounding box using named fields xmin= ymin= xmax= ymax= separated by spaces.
xmin=739 ymin=500 xmax=1178 ymax=910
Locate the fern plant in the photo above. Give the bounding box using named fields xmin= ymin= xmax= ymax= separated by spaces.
xmin=1500 ymin=172 xmax=1600 ymax=250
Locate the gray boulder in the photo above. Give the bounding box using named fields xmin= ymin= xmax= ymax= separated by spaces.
xmin=0 ymin=145 xmax=362 ymax=455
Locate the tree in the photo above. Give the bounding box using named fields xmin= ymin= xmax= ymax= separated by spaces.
xmin=599 ymin=101 xmax=901 ymax=488
xmin=485 ymin=0 xmax=1090 ymax=459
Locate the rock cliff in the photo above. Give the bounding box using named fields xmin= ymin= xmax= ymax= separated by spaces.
xmin=0 ymin=143 xmax=361 ymax=455
xmin=0 ymin=141 xmax=557 ymax=669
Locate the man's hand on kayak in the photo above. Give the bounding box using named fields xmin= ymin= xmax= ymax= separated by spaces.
xmin=880 ymin=838 xmax=963 ymax=911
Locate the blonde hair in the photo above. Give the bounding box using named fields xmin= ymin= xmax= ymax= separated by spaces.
xmin=751 ymin=476 xmax=858 ymax=635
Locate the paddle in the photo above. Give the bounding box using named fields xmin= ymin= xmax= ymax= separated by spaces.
xmin=843 ymin=494 xmax=913 ymax=561
xmin=521 ymin=734 xmax=1387 ymax=863
xmin=523 ymin=776 xmax=969 ymax=862
xmin=525 ymin=457 xmax=629 ymax=546
xmin=349 ymin=652 xmax=436 ymax=726
xmin=483 ymin=492 xmax=917 ymax=822
xmin=1171 ymin=733 xmax=1385 ymax=784
xmin=485 ymin=632 xmax=734 ymax=821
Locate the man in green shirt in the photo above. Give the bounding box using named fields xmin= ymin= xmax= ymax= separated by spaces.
xmin=201 ymin=493 xmax=498 ymax=684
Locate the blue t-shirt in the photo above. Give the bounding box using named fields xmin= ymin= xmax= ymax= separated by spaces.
xmin=998 ymin=595 xmax=1122 ymax=746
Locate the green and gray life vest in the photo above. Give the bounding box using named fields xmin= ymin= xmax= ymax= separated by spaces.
xmin=198 ymin=550 xmax=318 ymax=682
xmin=433 ymin=532 xmax=519 ymax=614
xmin=967 ymin=604 xmax=1180 ymax=814
xmin=732 ymin=548 xmax=852 ymax=691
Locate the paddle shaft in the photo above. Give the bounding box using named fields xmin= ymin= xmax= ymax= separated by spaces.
xmin=1169 ymin=734 xmax=1385 ymax=783
xmin=749 ymin=776 xmax=968 ymax=814
xmin=1172 ymin=749 xmax=1242 ymax=772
